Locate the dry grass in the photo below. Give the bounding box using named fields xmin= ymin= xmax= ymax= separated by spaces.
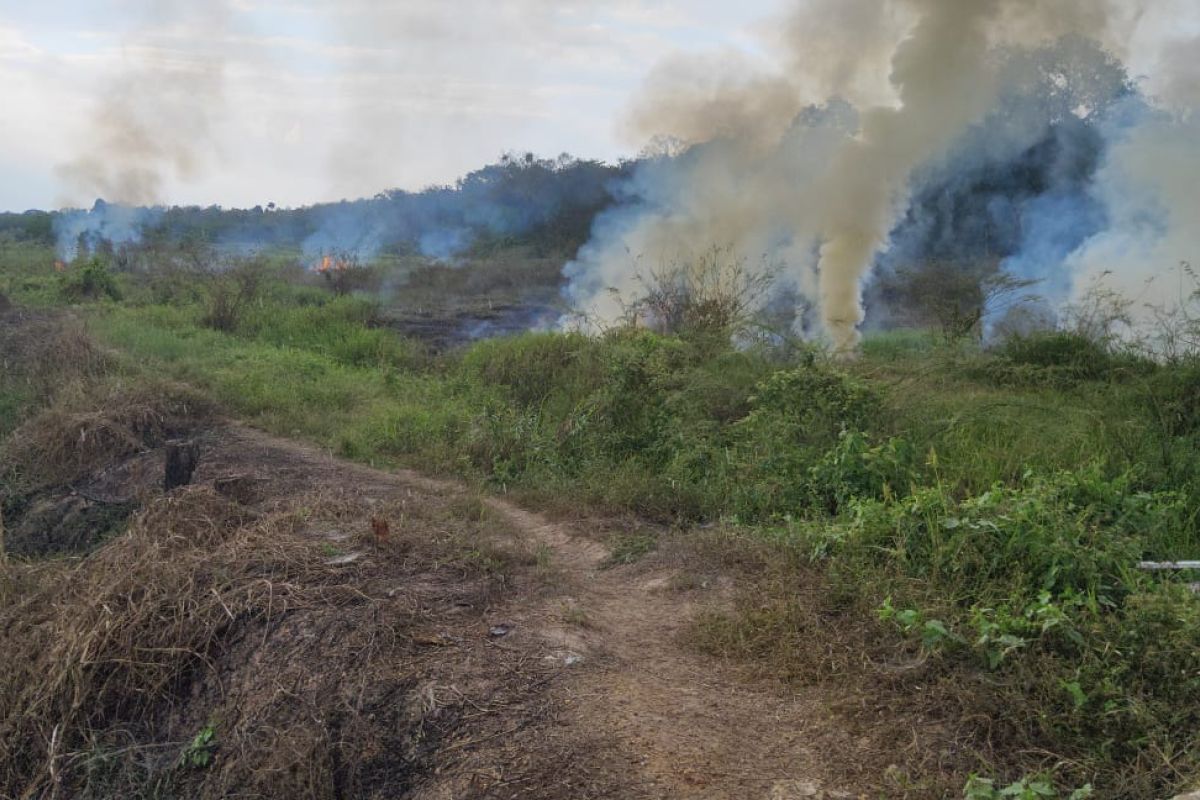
xmin=0 ymin=481 xmax=535 ymax=799
xmin=0 ymin=487 xmax=271 ymax=796
xmin=0 ymin=380 xmax=214 ymax=493
xmin=678 ymin=527 xmax=1005 ymax=796
xmin=0 ymin=310 xmax=109 ymax=401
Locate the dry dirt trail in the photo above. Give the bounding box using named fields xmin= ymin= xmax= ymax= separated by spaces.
xmin=469 ymin=500 xmax=861 ymax=800
xmin=211 ymin=424 xmax=872 ymax=800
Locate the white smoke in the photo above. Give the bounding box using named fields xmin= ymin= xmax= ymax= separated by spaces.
xmin=562 ymin=0 xmax=1200 ymax=353
xmin=1064 ymin=107 xmax=1200 ymax=335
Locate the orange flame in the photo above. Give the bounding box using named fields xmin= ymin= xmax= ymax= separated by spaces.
xmin=314 ymin=255 xmax=354 ymax=274
xmin=54 ymin=260 xmax=66 ymax=273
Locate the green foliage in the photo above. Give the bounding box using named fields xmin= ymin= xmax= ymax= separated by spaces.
xmin=241 ymin=296 xmax=428 ymax=371
xmin=58 ymin=257 xmax=122 ymax=303
xmin=458 ymin=331 xmax=603 ymax=410
xmin=878 ymin=598 xmax=962 ymax=651
xmin=179 ymin=726 xmax=216 ymax=769
xmin=199 ymin=260 xmax=263 ymax=332
xmin=964 ymin=775 xmax=1091 ymax=800
xmin=1001 ymin=332 xmax=1112 ymax=372
xmin=848 ymin=468 xmax=1183 ymax=606
xmin=826 ymin=468 xmax=1200 ymax=794
xmin=1141 ymin=358 xmax=1200 ymax=440
xmin=727 ymin=363 xmax=886 ymax=520
xmin=804 ymin=431 xmax=917 ymax=515
xmin=978 ymin=332 xmax=1151 ymax=387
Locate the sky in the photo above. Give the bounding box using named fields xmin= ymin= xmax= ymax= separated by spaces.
xmin=2 ymin=1 xmax=1195 ymax=214
xmin=0 ymin=0 xmax=782 ymax=212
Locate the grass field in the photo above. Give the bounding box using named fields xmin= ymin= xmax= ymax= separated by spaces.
xmin=2 ymin=242 xmax=1199 ymax=798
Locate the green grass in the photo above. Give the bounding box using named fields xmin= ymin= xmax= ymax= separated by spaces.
xmin=93 ymin=306 xmax=474 ymax=470
xmin=0 ymin=241 xmax=63 ymax=306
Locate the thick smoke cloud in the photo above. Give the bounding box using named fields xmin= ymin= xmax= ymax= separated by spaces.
xmin=564 ymin=0 xmax=1200 ymax=351
xmin=1065 ymin=107 xmax=1200 ymax=328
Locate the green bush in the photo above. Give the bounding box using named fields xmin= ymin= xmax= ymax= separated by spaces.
xmin=1141 ymin=359 xmax=1200 ymax=440
xmin=827 ymin=468 xmax=1199 ymax=794
xmin=805 ymin=431 xmax=917 ymax=515
xmin=980 ymin=332 xmax=1151 ymax=387
xmin=458 ymin=331 xmax=604 ymax=410
xmin=1001 ymin=332 xmax=1112 ymax=371
xmin=727 ymin=362 xmax=883 ymax=520
xmin=847 ymin=469 xmax=1184 ymax=614
xmin=58 ymin=257 xmax=122 ymax=303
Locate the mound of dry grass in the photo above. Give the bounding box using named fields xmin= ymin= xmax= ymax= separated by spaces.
xmin=0 ymin=311 xmax=109 ymax=401
xmin=0 ymin=488 xmax=276 ymax=794
xmin=0 ymin=380 xmax=215 ymax=493
xmin=0 ymin=479 xmax=548 ymax=799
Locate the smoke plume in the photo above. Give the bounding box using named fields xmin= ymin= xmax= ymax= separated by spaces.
xmin=50 ymin=2 xmax=232 ymax=260
xmin=55 ymin=1 xmax=231 ymax=209
xmin=563 ymin=0 xmax=1200 ymax=352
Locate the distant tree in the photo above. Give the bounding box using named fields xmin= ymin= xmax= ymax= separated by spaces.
xmin=893 ymin=259 xmax=1039 ymax=343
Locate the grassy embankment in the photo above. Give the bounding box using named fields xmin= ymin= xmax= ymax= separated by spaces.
xmin=3 ymin=244 xmax=1200 ymax=798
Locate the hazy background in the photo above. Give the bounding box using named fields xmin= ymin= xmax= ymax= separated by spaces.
xmin=0 ymin=0 xmax=784 ymax=211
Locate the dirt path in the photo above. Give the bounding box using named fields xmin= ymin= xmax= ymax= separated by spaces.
xmin=477 ymin=501 xmax=860 ymax=800
xmin=201 ymin=424 xmax=867 ymax=800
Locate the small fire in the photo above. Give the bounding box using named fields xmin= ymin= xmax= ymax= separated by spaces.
xmin=54 ymin=260 xmax=66 ymax=273
xmin=314 ymin=254 xmax=351 ymax=274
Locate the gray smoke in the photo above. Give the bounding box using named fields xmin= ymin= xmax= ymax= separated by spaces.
xmin=54 ymin=1 xmax=231 ymax=209
xmin=563 ymin=0 xmax=1200 ymax=353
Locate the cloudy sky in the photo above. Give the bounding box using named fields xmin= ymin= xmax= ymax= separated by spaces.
xmin=3 ymin=1 xmax=1196 ymax=213
xmin=0 ymin=0 xmax=783 ymax=211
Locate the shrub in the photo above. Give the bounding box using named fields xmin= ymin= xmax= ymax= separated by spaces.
xmin=728 ymin=362 xmax=883 ymax=520
xmin=1141 ymin=359 xmax=1200 ymax=440
xmin=618 ymin=246 xmax=775 ymax=344
xmin=458 ymin=332 xmax=604 ymax=409
xmin=977 ymin=331 xmax=1152 ymax=387
xmin=1000 ymin=332 xmax=1112 ymax=374
xmin=200 ymin=259 xmax=265 ymax=332
xmin=58 ymin=257 xmax=122 ymax=303
xmin=805 ymin=431 xmax=917 ymax=514
xmin=826 ymin=469 xmax=1199 ymax=794
xmin=884 ymin=259 xmax=1037 ymax=343
xmin=847 ymin=468 xmax=1184 ymax=612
